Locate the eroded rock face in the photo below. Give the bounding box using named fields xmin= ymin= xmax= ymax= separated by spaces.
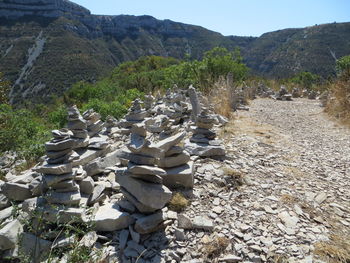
xmin=0 ymin=0 xmax=90 ymax=19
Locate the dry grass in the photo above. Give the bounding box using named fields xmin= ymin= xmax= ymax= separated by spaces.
xmin=325 ymin=79 xmax=350 ymax=125
xmin=315 ymin=234 xmax=350 ymax=263
xmin=222 ymin=167 xmax=245 ymax=189
xmin=168 ymin=192 xmax=189 ymax=212
xmin=202 ymin=236 xmax=230 ymax=259
xmin=268 ymin=254 xmax=289 ymax=263
xmin=280 ymin=194 xmax=298 ymax=205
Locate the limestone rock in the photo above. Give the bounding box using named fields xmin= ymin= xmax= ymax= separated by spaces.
xmin=134 ymin=211 xmax=166 ymax=234
xmin=0 ymin=219 xmax=23 ymax=250
xmin=94 ymin=203 xmax=134 ymax=232
xmin=1 ymin=182 xmax=32 ymax=201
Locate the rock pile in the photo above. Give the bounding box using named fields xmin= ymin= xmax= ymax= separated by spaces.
xmin=118 ymin=99 xmax=147 ymax=135
xmin=117 ymin=123 xmax=172 ymax=213
xmin=83 ymin=109 xmax=104 ymax=137
xmin=275 ymin=86 xmax=292 ymax=101
xmin=67 ymin=105 xmax=89 ymax=149
xmin=36 ymin=129 xmax=81 ymax=206
xmin=185 ymin=107 xmax=225 ymax=157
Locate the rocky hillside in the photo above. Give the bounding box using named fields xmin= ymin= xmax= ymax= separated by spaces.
xmin=0 ymin=0 xmax=349 ymax=104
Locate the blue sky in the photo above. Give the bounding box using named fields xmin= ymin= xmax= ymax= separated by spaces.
xmin=71 ymin=0 xmax=350 ymax=37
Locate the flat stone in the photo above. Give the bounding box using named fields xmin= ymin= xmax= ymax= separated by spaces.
xmin=57 ymin=207 xmax=86 ymax=223
xmin=117 ymin=150 xmax=156 ymax=166
xmin=52 ymin=180 xmax=79 ymax=192
xmin=157 ymin=152 xmax=190 ymax=168
xmin=116 ymin=199 xmax=136 ymax=213
xmin=94 ymin=203 xmax=134 ymax=232
xmin=174 ymin=228 xmax=186 ymax=241
xmin=163 ymin=162 xmax=194 ymax=189
xmin=35 ymin=162 xmax=72 ymax=175
xmin=128 ymin=164 xmax=166 ymax=176
xmin=218 ymin=255 xmax=243 ymax=262
xmin=117 ymin=174 xmax=172 ymax=213
xmin=88 ymin=136 xmax=108 ymax=150
xmin=119 ymin=229 xmax=129 ymax=249
xmin=192 ymin=216 xmax=214 ymax=231
xmin=45 ymin=139 xmax=74 ymax=152
xmin=79 ymin=176 xmax=94 ymax=194
xmin=153 ymin=132 xmax=186 ymax=153
xmin=129 ymin=225 xmax=140 ymax=243
xmin=46 ymin=190 xmax=81 ymax=205
xmin=185 ymin=141 xmax=225 ymax=157
xmin=88 ymin=184 xmax=105 ymax=205
xmin=73 ymin=148 xmax=108 ymax=167
xmin=84 ymin=150 xmax=120 ymax=176
xmin=177 ymin=214 xmax=192 ymax=229
xmin=134 ymin=211 xmax=166 ymax=234
xmin=278 ymin=211 xmax=299 ymax=228
xmin=165 ymin=146 xmax=184 ymax=157
xmin=44 ymin=171 xmax=76 ymax=187
xmin=129 ymin=173 xmax=163 ymax=184
xmin=46 ymin=148 xmax=72 ymax=160
xmin=0 ymin=219 xmax=23 ymax=250
xmin=19 ymin=233 xmax=52 ymax=260
xmin=0 ymin=206 xmax=13 ymax=221
xmin=1 ymin=182 xmax=32 ymax=201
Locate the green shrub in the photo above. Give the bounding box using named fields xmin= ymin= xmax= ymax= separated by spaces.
xmin=336 ymin=55 xmax=350 ymax=78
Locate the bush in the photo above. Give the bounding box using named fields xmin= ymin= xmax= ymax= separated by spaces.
xmin=289 ymin=71 xmax=321 ymax=90
xmin=336 ymin=55 xmax=350 ymax=79
xmin=0 ymin=104 xmax=50 ymax=161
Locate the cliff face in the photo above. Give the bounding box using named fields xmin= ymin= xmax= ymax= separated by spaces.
xmin=0 ymin=0 xmax=90 ymax=18
xmin=0 ymin=0 xmax=349 ymax=104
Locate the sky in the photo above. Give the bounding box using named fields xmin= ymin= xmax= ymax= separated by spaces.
xmin=71 ymin=0 xmax=350 ymax=37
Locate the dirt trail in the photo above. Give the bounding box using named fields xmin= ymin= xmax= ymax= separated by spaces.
xmin=222 ymin=98 xmax=350 ymax=262
xmin=152 ymin=98 xmax=350 ymax=263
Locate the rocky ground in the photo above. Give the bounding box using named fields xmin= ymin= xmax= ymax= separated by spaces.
xmin=171 ymin=98 xmax=350 ymax=262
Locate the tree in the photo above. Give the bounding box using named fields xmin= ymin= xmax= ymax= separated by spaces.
xmin=336 ymin=55 xmax=350 ymax=79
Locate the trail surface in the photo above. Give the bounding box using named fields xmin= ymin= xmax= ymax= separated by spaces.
xmin=185 ymin=98 xmax=350 ymax=262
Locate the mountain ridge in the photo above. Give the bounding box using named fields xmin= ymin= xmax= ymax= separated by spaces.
xmin=0 ymin=0 xmax=349 ymax=104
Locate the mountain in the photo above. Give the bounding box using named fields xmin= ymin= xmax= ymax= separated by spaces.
xmin=0 ymin=0 xmax=349 ymax=104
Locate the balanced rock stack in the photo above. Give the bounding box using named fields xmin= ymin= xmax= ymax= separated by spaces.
xmin=185 ymin=108 xmax=225 ymax=158
xmin=156 ymin=132 xmax=194 ymax=189
xmin=116 ymin=123 xmax=172 ymax=213
xmin=36 ymin=129 xmax=81 ymax=206
xmin=143 ymin=93 xmax=155 ymax=113
xmin=118 ymin=99 xmax=147 ymax=135
xmin=83 ymin=109 xmax=104 ymax=137
xmin=67 ymin=105 xmax=89 ymax=149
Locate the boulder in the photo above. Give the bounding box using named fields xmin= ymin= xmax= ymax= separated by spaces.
xmin=94 ymin=203 xmax=134 ymax=232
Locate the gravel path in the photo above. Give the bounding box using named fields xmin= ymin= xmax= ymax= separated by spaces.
xmin=180 ymin=98 xmax=350 ymax=263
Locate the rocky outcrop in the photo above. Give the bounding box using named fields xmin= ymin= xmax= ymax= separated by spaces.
xmin=0 ymin=0 xmax=90 ymax=19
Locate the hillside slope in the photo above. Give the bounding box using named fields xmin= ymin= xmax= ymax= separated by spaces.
xmin=0 ymin=0 xmax=349 ymax=104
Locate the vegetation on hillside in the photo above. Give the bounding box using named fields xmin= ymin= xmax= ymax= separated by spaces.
xmin=0 ymin=47 xmax=248 ymax=164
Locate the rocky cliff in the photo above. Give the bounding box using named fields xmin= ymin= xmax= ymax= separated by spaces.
xmin=0 ymin=0 xmax=90 ymax=18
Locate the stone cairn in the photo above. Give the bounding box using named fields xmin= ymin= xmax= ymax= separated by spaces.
xmin=185 ymin=107 xmax=225 ymax=157
xmin=83 ymin=109 xmax=104 ymax=137
xmin=118 ymin=99 xmax=147 ymax=135
xmin=117 ymin=123 xmax=172 ymax=214
xmin=67 ymin=105 xmax=89 ymax=149
xmin=36 ymin=129 xmax=81 ymax=207
xmin=143 ymin=93 xmax=155 ymax=114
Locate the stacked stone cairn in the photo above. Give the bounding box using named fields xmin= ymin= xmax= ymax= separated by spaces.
xmin=67 ymin=105 xmax=89 ymax=149
xmin=143 ymin=93 xmax=155 ymax=114
xmin=83 ymin=109 xmax=104 ymax=137
xmin=185 ymin=107 xmax=225 ymax=157
xmin=275 ymin=86 xmax=292 ymax=101
xmin=116 ymin=123 xmax=172 ymax=214
xmin=118 ymin=99 xmax=147 ymax=135
xmin=36 ymin=129 xmax=81 ymax=207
